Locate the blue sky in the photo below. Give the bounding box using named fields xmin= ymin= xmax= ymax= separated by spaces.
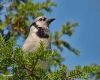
xmin=45 ymin=0 xmax=100 ymax=67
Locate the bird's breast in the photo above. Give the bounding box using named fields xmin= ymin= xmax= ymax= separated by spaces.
xmin=22 ymin=33 xmax=50 ymax=52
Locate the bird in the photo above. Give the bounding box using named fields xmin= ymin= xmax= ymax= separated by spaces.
xmin=22 ymin=16 xmax=55 ymax=52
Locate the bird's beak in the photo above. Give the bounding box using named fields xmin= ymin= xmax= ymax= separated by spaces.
xmin=47 ymin=18 xmax=55 ymax=25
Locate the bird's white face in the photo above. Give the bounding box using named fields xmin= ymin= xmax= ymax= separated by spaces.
xmin=35 ymin=16 xmax=48 ymax=28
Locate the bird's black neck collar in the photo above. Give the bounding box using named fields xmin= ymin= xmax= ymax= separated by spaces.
xmin=36 ymin=27 xmax=49 ymax=38
xmin=31 ymin=22 xmax=49 ymax=38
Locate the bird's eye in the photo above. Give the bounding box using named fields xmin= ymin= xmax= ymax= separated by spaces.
xmin=43 ymin=17 xmax=46 ymax=21
xmin=39 ymin=18 xmax=42 ymax=21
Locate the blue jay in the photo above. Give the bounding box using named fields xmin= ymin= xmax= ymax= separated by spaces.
xmin=22 ymin=16 xmax=55 ymax=52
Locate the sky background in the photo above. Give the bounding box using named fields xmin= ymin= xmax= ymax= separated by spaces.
xmin=0 ymin=0 xmax=100 ymax=67
xmin=45 ymin=0 xmax=100 ymax=67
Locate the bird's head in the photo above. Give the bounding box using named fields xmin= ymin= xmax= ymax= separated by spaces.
xmin=33 ymin=16 xmax=55 ymax=28
xmin=30 ymin=16 xmax=55 ymax=38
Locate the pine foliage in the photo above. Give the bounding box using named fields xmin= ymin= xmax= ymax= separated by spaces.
xmin=0 ymin=36 xmax=100 ymax=80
